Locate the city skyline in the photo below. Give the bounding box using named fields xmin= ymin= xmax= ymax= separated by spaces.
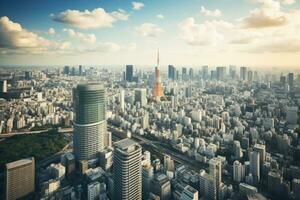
xmin=1 ymin=0 xmax=300 ymax=67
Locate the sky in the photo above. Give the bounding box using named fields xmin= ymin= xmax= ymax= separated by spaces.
xmin=0 ymin=0 xmax=300 ymax=68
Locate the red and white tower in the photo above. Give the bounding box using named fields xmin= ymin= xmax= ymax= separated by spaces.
xmin=153 ymin=50 xmax=164 ymax=100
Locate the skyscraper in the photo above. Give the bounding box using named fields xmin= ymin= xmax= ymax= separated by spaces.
xmin=126 ymin=65 xmax=133 ymax=82
xmin=0 ymin=80 xmax=7 ymax=93
xmin=113 ymin=138 xmax=142 ymax=200
xmin=135 ymin=88 xmax=147 ymax=107
xmin=168 ymin=65 xmax=176 ymax=80
xmin=73 ymin=83 xmax=107 ymax=161
xmin=250 ymin=151 xmax=260 ymax=182
xmin=153 ymin=51 xmax=164 ymax=99
xmin=233 ymin=160 xmax=244 ymax=183
xmin=120 ymin=89 xmax=125 ymax=112
xmin=6 ymin=157 xmax=35 ymax=200
xmin=209 ymin=158 xmax=222 ymax=198
xmin=240 ymin=67 xmax=248 ymax=81
xmin=288 ymin=73 xmax=294 ymax=89
xmin=79 ymin=65 xmax=83 ymax=76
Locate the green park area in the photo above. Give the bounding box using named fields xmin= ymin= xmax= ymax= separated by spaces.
xmin=0 ymin=129 xmax=68 ymax=171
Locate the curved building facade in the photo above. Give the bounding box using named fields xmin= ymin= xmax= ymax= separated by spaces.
xmin=73 ymin=83 xmax=107 ymax=161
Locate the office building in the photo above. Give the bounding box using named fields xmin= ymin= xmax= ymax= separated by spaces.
xmin=179 ymin=185 xmax=198 ymax=200
xmin=0 ymin=80 xmax=7 ymax=93
xmin=233 ymin=160 xmax=244 ymax=183
xmin=209 ymin=158 xmax=222 ymax=198
xmin=79 ymin=65 xmax=83 ymax=76
xmin=87 ymin=181 xmax=101 ymax=200
xmin=64 ymin=66 xmax=70 ymax=75
xmin=249 ymin=151 xmax=260 ymax=182
xmin=168 ymin=65 xmax=176 ymax=80
xmin=202 ymin=66 xmax=209 ymax=80
xmin=120 ymin=89 xmax=125 ymax=112
xmin=113 ymin=138 xmax=142 ymax=200
xmin=151 ymin=174 xmax=171 ymax=200
xmin=73 ymin=83 xmax=107 ymax=161
xmin=142 ymin=163 xmax=154 ymax=200
xmin=240 ymin=67 xmax=247 ymax=81
xmin=25 ymin=71 xmax=32 ymax=80
xmin=126 ymin=65 xmax=133 ymax=82
xmin=5 ymin=157 xmax=35 ymax=200
xmin=135 ymin=88 xmax=147 ymax=107
xmin=288 ymin=73 xmax=294 ymax=89
xmin=253 ymin=144 xmax=266 ymax=164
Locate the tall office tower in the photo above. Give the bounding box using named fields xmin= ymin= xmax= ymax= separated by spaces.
xmin=189 ymin=68 xmax=194 ymax=80
xmin=151 ymin=174 xmax=171 ymax=200
xmin=142 ymin=164 xmax=154 ymax=200
xmin=0 ymin=80 xmax=7 ymax=93
xmin=182 ymin=67 xmax=187 ymax=81
xmin=73 ymin=83 xmax=107 ymax=161
xmin=247 ymin=70 xmax=253 ymax=82
xmin=120 ymin=89 xmax=125 ymax=112
xmin=249 ymin=151 xmax=260 ymax=182
xmin=153 ymin=51 xmax=164 ymax=99
xmin=64 ymin=66 xmax=70 ymax=75
xmin=6 ymin=157 xmax=35 ymax=200
xmin=71 ymin=67 xmax=76 ymax=76
xmin=142 ymin=112 xmax=149 ymax=129
xmin=202 ymin=65 xmax=209 ymax=80
xmin=79 ymin=65 xmax=83 ymax=76
xmin=25 ymin=71 xmax=32 ymax=80
xmin=280 ymin=75 xmax=286 ymax=84
xmin=209 ymin=158 xmax=222 ymax=198
xmin=135 ymin=88 xmax=147 ymax=107
xmin=126 ymin=65 xmax=133 ymax=82
xmin=240 ymin=67 xmax=248 ymax=81
xmin=216 ymin=66 xmax=226 ymax=81
xmin=168 ymin=65 xmax=176 ymax=80
xmin=233 ymin=160 xmax=245 ymax=182
xmin=233 ymin=140 xmax=243 ymax=159
xmin=199 ymin=170 xmax=217 ymax=200
xmin=253 ymin=144 xmax=266 ymax=164
xmin=113 ymin=139 xmax=142 ymax=200
xmin=288 ymin=73 xmax=294 ymax=89
xmin=229 ymin=65 xmax=236 ymax=79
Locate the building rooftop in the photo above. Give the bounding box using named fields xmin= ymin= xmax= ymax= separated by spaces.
xmin=76 ymin=83 xmax=104 ymax=91
xmin=114 ymin=138 xmax=140 ymax=153
xmin=6 ymin=157 xmax=34 ymax=170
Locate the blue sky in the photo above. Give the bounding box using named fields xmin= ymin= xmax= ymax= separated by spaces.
xmin=0 ymin=0 xmax=300 ymax=67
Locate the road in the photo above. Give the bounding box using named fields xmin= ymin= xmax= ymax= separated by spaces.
xmin=0 ymin=129 xmax=50 ymax=138
xmin=108 ymin=125 xmax=208 ymax=172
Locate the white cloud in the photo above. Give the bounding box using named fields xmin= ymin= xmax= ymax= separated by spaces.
xmin=0 ymin=16 xmax=50 ymax=49
xmin=178 ymin=18 xmax=225 ymax=46
xmin=201 ymin=6 xmax=222 ymax=17
xmin=63 ymin=28 xmax=96 ymax=44
xmin=241 ymin=0 xmax=288 ymax=28
xmin=48 ymin=27 xmax=56 ymax=35
xmin=51 ymin=8 xmax=129 ymax=29
xmin=156 ymin=14 xmax=164 ymax=19
xmin=136 ymin=23 xmax=164 ymax=38
xmin=132 ymin=2 xmax=144 ymax=10
xmin=280 ymin=0 xmax=295 ymax=5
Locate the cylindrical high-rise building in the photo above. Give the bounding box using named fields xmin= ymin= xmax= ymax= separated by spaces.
xmin=73 ymin=83 xmax=107 ymax=161
xmin=113 ymin=138 xmax=142 ymax=200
